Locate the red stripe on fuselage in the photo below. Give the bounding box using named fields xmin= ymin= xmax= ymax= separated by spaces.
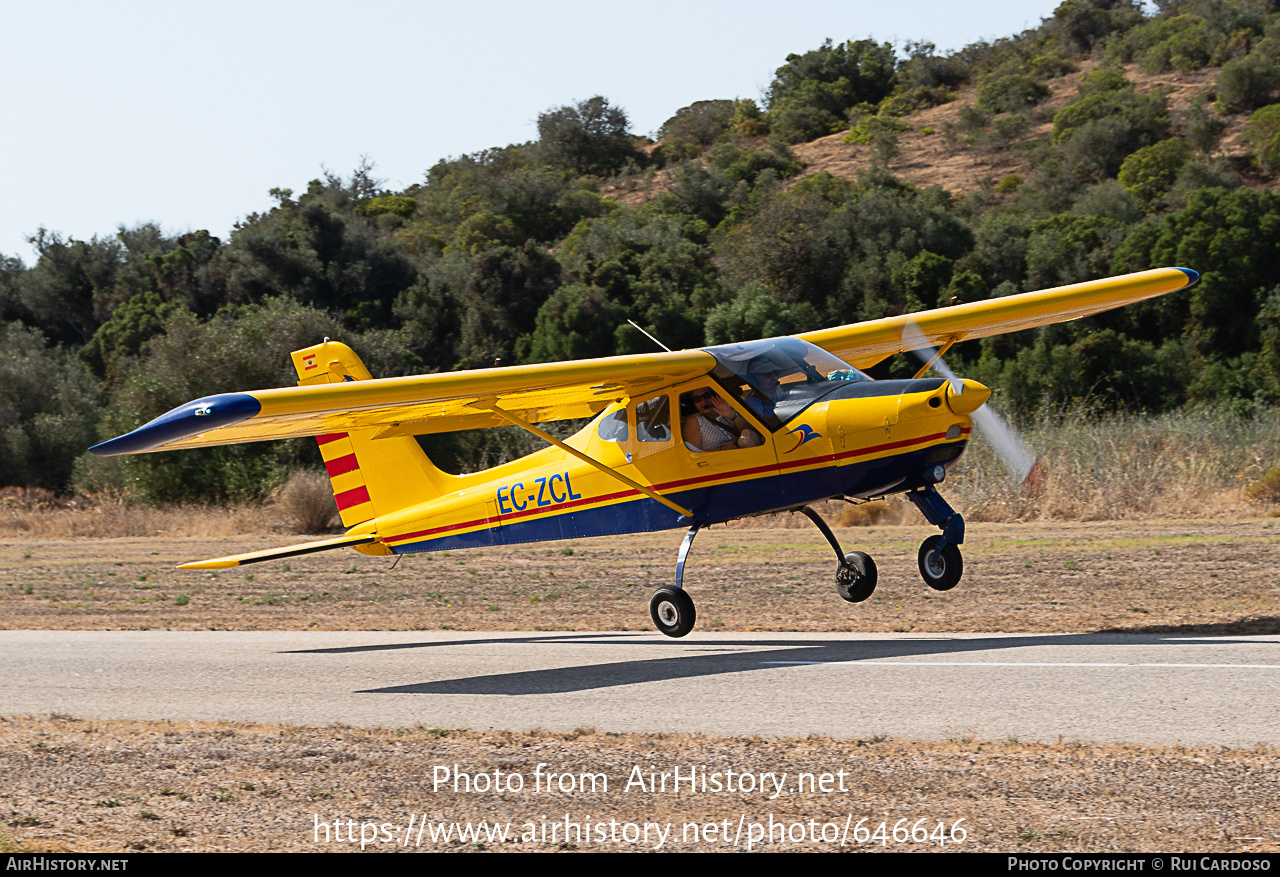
xmin=381 ymin=430 xmax=970 ymax=546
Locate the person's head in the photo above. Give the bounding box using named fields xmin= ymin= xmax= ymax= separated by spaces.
xmin=690 ymin=387 xmax=718 ymax=413
xmin=749 ymin=357 xmax=781 ymax=397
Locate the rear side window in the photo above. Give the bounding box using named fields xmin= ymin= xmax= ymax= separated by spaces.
xmin=597 ymin=409 xmax=629 ymax=442
xmin=636 ymin=395 xmax=671 ymax=443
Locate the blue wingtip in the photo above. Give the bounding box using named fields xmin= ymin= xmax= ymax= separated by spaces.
xmin=1174 ymin=267 xmax=1200 ymax=288
xmin=90 ymin=393 xmax=261 ymax=456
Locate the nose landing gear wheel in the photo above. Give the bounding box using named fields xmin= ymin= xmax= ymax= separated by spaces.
xmin=836 ymin=551 xmax=877 ymax=603
xmin=918 ymin=535 xmax=963 ymax=591
xmin=650 ymin=586 xmax=696 ymax=638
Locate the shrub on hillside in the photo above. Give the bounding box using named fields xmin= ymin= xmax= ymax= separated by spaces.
xmin=1246 ymin=104 xmax=1280 ymax=174
xmin=1178 ymin=98 xmax=1227 ymax=154
xmin=654 ymin=100 xmax=736 ymax=163
xmin=977 ymin=74 xmax=1050 ymax=114
xmin=1050 ymin=0 xmax=1143 ymax=54
xmin=770 ymin=105 xmax=843 ymax=143
xmin=1215 ymin=53 xmax=1280 ymax=113
xmin=1054 ymin=90 xmax=1171 ymax=180
xmin=766 ymin=39 xmax=897 ymax=142
xmin=1118 ymin=138 xmax=1193 ymax=207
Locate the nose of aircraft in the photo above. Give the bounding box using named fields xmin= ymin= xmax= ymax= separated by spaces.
xmin=944 ymin=379 xmax=992 ymax=415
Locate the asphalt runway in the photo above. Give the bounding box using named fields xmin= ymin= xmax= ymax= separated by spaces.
xmin=3 ymin=630 xmax=1278 ymax=745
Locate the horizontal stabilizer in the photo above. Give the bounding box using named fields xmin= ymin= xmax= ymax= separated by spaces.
xmin=178 ymin=534 xmax=380 ymax=569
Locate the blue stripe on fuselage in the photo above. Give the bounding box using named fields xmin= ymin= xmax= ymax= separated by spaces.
xmin=389 ymin=441 xmax=966 ymax=554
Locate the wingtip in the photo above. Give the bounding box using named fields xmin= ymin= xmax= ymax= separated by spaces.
xmin=88 ymin=392 xmax=261 ymax=456
xmin=1174 ymin=267 xmax=1200 ymax=288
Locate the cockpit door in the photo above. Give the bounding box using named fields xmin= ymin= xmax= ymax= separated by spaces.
xmin=671 ymin=384 xmax=780 ymax=520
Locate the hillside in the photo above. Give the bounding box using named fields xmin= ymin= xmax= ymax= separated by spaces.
xmin=795 ymin=62 xmax=1257 ymax=193
xmin=610 ymin=61 xmax=1262 ymax=206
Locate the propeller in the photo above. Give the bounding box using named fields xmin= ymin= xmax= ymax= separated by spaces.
xmin=903 ymin=324 xmax=1046 ymax=497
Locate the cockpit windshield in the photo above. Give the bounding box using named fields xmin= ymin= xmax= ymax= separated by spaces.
xmin=701 ymin=337 xmax=872 ymax=430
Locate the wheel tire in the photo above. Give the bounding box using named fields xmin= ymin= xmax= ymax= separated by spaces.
xmin=918 ymin=535 xmax=963 ymax=591
xmin=836 ymin=551 xmax=877 ymax=603
xmin=649 ymin=586 xmax=696 ymax=638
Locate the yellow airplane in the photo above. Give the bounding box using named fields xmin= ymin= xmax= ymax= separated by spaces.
xmin=91 ymin=267 xmax=1197 ymax=637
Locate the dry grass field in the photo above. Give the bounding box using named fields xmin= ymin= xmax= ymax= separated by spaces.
xmin=3 ymin=715 xmax=1278 ymax=854
xmin=1 ymin=515 xmax=1276 ymax=636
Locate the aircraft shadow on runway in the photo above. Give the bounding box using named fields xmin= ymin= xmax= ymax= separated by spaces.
xmin=274 ymin=632 xmax=1280 ymax=697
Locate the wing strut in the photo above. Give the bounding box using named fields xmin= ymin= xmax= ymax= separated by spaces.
xmin=912 ymin=336 xmax=958 ymax=380
xmin=479 ymin=402 xmax=695 ymax=518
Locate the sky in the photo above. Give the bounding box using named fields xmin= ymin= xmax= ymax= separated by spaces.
xmin=2 ymin=0 xmax=1073 ymax=263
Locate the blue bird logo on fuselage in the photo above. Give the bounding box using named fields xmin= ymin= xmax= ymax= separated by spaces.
xmin=784 ymin=423 xmax=822 ymax=454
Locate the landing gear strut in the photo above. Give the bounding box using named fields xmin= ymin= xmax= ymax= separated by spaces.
xmin=650 ymin=524 xmax=700 ymax=638
xmin=907 ymin=486 xmax=966 ymax=591
xmin=798 ymin=506 xmax=877 ymax=603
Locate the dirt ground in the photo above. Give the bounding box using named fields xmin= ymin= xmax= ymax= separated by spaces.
xmin=2 ymin=518 xmax=1276 ymax=636
xmin=3 ymin=716 xmax=1278 ymax=854
xmin=2 ymin=518 xmax=1278 ymax=854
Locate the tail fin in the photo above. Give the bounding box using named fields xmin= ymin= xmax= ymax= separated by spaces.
xmin=291 ymin=340 xmax=456 ymax=529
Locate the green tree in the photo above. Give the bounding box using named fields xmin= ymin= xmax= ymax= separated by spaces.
xmin=79 ymin=291 xmax=185 ymax=381
xmin=1053 ymin=88 xmax=1171 ymax=180
xmin=1118 ymin=137 xmax=1193 ymax=207
xmin=221 ymin=173 xmax=417 ymax=328
xmin=0 ymin=322 xmax=103 ymax=491
xmin=1246 ymin=103 xmax=1280 ymax=174
xmin=766 ymin=39 xmax=897 ymax=142
xmin=1215 ymin=51 xmax=1280 ymax=113
xmin=98 ymin=299 xmax=345 ymax=503
xmin=536 ymin=96 xmax=640 ymax=176
xmin=703 ymin=282 xmax=821 ymax=344
xmin=976 ymin=74 xmax=1051 ymax=113
xmin=1111 ymin=186 xmax=1280 ymax=366
xmin=655 ymin=100 xmax=736 ymax=162
xmin=1050 ymin=0 xmax=1144 ymax=54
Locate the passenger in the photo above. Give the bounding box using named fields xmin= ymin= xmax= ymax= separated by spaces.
xmin=682 ymin=387 xmax=761 ymax=451
xmin=744 ymin=356 xmax=783 ymax=426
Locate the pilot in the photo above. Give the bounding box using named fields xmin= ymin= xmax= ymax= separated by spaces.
xmin=682 ymin=388 xmax=761 ymax=451
xmin=744 ymin=356 xmax=783 ymax=425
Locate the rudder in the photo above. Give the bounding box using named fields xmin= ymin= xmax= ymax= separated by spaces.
xmin=291 ymin=340 xmax=457 ymax=529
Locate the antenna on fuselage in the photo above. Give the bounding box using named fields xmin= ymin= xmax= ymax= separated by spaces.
xmin=627 ymin=319 xmax=672 ymax=353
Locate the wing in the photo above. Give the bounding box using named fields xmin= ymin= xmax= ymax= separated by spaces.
xmin=798 ymin=267 xmax=1199 ymax=369
xmin=91 ymin=267 xmax=1196 ymax=456
xmin=91 ymin=348 xmax=716 ymax=455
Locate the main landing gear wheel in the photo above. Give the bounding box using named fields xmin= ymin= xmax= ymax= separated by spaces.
xmin=918 ymin=535 xmax=963 ymax=591
xmin=650 ymin=586 xmax=696 ymax=638
xmin=835 ymin=551 xmax=877 ymax=603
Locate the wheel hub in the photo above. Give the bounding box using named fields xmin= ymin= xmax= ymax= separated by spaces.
xmin=657 ymin=601 xmax=679 ymax=625
xmin=926 ymin=551 xmax=945 ymax=577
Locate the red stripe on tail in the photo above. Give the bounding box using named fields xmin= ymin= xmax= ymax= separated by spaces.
xmin=324 ymin=454 xmax=359 ymax=478
xmin=334 ymin=486 xmax=371 ymax=511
